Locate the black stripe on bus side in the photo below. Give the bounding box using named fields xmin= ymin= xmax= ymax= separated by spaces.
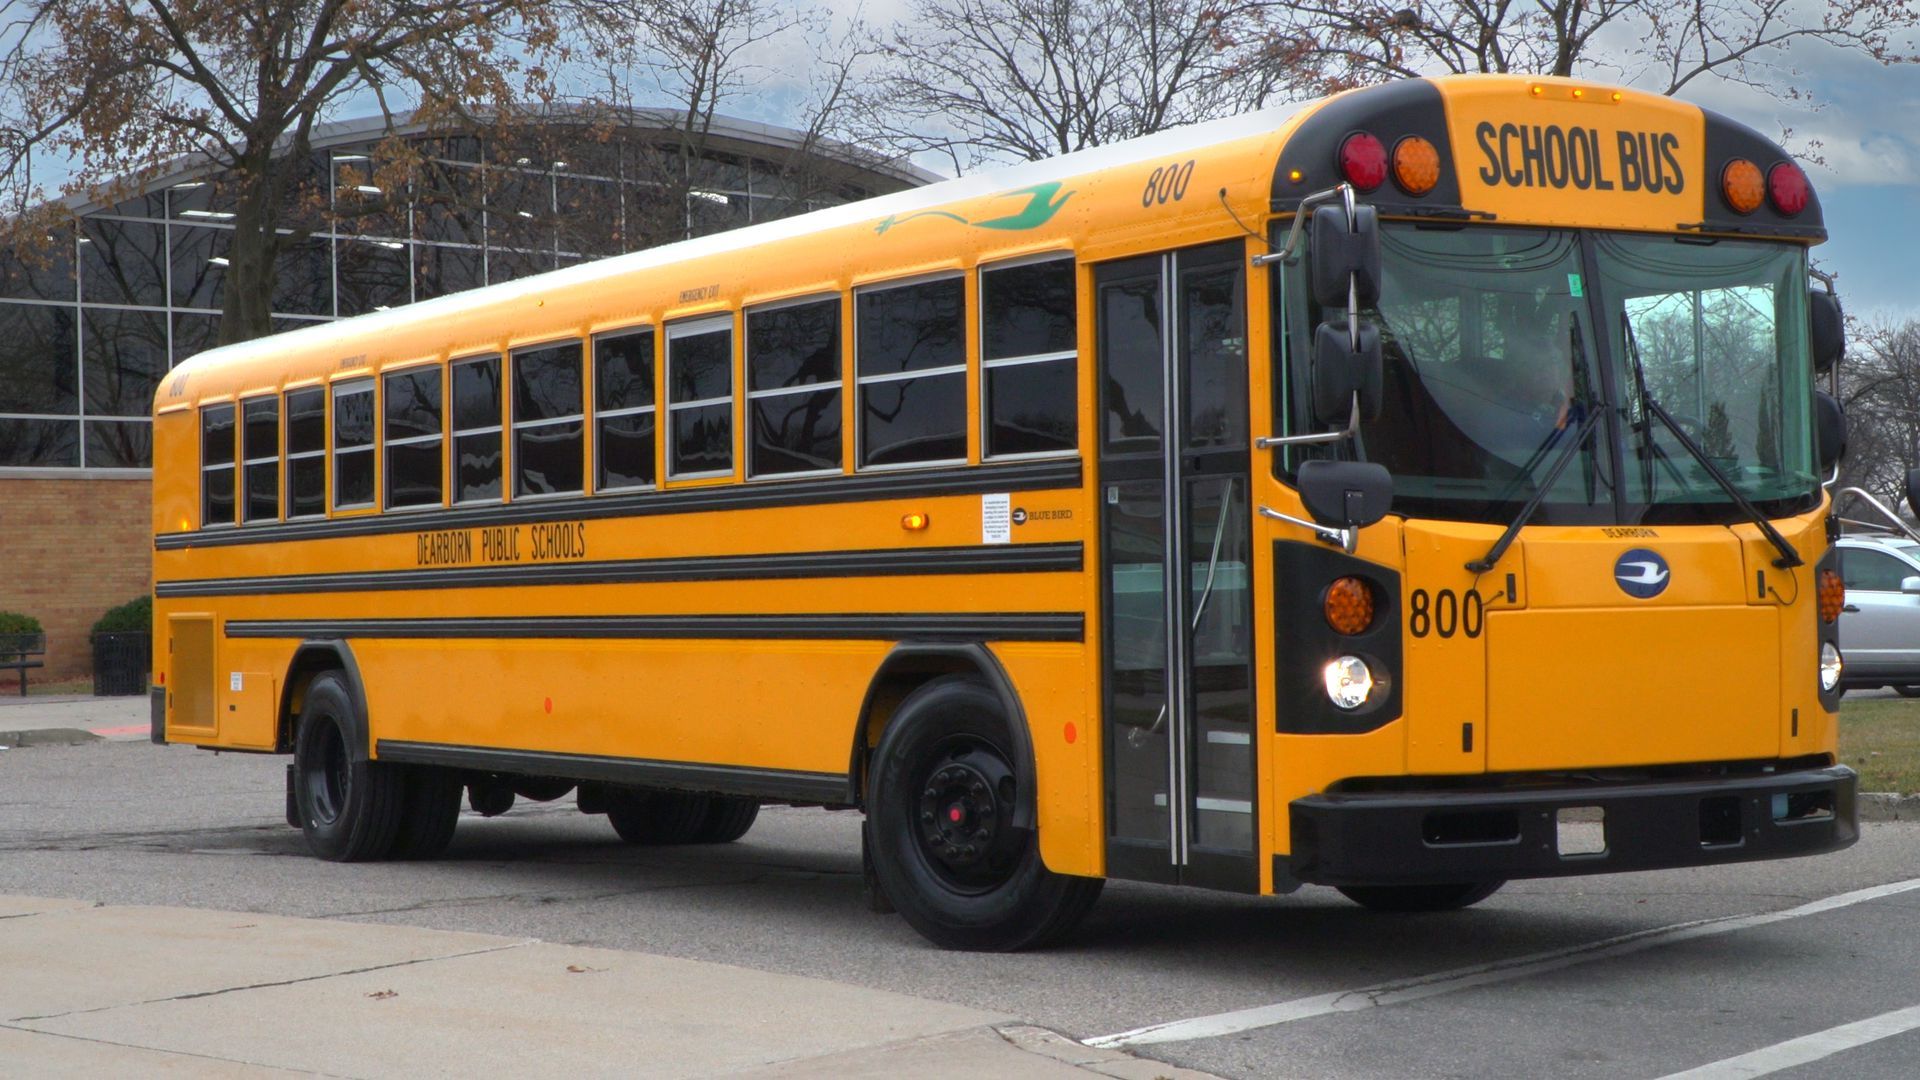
xmin=154 ymin=458 xmax=1082 ymax=551
xmin=155 ymin=542 xmax=1083 ymax=599
xmin=224 ymin=612 xmax=1085 ymax=642
xmin=375 ymin=740 xmax=852 ymax=805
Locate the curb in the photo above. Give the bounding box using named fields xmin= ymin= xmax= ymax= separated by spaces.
xmin=1859 ymin=792 xmax=1920 ymax=822
xmin=0 ymin=727 xmax=101 ymax=748
xmin=998 ymin=1024 xmax=1227 ymax=1079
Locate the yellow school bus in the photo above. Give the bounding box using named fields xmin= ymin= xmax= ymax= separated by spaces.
xmin=151 ymin=74 xmax=1857 ymax=950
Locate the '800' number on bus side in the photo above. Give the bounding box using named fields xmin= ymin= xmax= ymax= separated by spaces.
xmin=1408 ymin=588 xmax=1484 ymax=639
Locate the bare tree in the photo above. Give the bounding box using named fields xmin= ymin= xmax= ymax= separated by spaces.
xmin=1837 ymin=319 xmax=1920 ymax=519
xmin=0 ymin=0 xmax=565 ymax=345
xmin=1269 ymin=0 xmax=1918 ymax=102
xmin=857 ymin=0 xmax=1301 ymax=172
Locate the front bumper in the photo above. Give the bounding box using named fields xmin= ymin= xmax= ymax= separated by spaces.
xmin=1287 ymin=765 xmax=1857 ymax=886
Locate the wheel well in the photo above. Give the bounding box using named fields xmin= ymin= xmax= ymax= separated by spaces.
xmin=277 ymin=642 xmax=368 ymax=755
xmin=850 ymin=643 xmax=1033 ymax=822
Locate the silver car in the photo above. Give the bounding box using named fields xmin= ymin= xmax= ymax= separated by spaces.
xmin=1837 ymin=533 xmax=1920 ymax=696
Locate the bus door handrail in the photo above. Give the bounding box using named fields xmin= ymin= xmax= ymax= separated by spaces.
xmin=1833 ymin=487 xmax=1920 ymax=543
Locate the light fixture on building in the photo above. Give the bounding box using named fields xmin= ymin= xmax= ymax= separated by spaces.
xmin=209 ymin=257 xmax=229 ymax=267
xmin=180 ymin=209 xmax=235 ymax=220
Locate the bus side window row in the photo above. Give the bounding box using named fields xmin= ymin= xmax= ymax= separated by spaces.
xmin=195 ymin=256 xmax=1078 ymax=528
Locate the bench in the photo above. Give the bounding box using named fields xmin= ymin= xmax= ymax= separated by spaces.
xmin=0 ymin=633 xmax=45 ymax=696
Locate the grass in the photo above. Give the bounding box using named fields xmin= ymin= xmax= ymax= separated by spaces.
xmin=20 ymin=678 xmax=91 ymax=697
xmin=1839 ymin=695 xmax=1920 ymax=795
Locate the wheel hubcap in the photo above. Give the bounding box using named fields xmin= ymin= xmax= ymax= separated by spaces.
xmin=914 ymin=739 xmax=1021 ymax=888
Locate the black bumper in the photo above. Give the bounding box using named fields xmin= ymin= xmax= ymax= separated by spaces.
xmin=1287 ymin=765 xmax=1857 ymax=886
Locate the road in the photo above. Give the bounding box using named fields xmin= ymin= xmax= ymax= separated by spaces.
xmin=4 ymin=737 xmax=1919 ymax=1079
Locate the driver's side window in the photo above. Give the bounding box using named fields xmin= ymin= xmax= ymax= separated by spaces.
xmin=1841 ymin=549 xmax=1915 ymax=592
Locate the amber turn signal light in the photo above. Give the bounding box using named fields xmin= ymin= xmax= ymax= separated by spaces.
xmin=901 ymin=512 xmax=930 ymax=531
xmin=1392 ymin=136 xmax=1440 ymax=196
xmin=1324 ymin=576 xmax=1375 ymax=635
xmin=1818 ymin=569 xmax=1845 ymax=624
xmin=1721 ymin=159 xmax=1764 ymax=215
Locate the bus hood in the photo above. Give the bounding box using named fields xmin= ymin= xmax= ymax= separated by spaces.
xmin=1402 ymin=523 xmax=1787 ymax=774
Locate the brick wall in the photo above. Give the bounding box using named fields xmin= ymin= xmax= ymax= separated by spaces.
xmin=0 ymin=474 xmax=152 ymax=684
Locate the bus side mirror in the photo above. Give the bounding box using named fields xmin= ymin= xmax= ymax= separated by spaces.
xmin=1310 ymin=203 xmax=1381 ymax=310
xmin=1905 ymin=467 xmax=1920 ymax=518
xmin=1809 ymin=290 xmax=1844 ymax=374
xmin=1298 ymin=459 xmax=1393 ymax=530
xmin=1814 ymin=390 xmax=1845 ymax=474
xmin=1312 ymin=320 xmax=1383 ymax=426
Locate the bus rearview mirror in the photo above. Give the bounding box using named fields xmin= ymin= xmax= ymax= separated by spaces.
xmin=1809 ymin=290 xmax=1844 ymax=374
xmin=1310 ymin=203 xmax=1381 ymax=310
xmin=1312 ymin=320 xmax=1383 ymax=426
xmin=1814 ymin=390 xmax=1845 ymax=474
xmin=1905 ymin=467 xmax=1920 ymax=518
xmin=1297 ymin=459 xmax=1394 ymax=531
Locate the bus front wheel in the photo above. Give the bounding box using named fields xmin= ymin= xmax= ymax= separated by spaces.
xmin=1336 ymin=880 xmax=1505 ymax=912
xmin=292 ymin=671 xmax=404 ymax=862
xmin=865 ymin=675 xmax=1102 ymax=951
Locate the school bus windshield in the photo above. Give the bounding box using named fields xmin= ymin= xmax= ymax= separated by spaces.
xmin=1296 ymin=224 xmax=1821 ymax=526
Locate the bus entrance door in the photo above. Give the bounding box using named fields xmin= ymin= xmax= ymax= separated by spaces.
xmin=1096 ymin=243 xmax=1259 ymax=892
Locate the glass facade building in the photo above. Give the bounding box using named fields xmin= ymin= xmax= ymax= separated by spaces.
xmin=0 ymin=110 xmax=931 ymax=471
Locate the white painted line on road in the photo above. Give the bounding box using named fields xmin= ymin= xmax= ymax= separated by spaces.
xmin=1087 ymin=877 xmax=1920 ymax=1049
xmin=1655 ymin=1003 xmax=1920 ymax=1079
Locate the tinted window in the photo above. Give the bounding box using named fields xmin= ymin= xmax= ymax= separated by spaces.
xmin=285 ymin=387 xmax=325 ymax=518
xmin=453 ymin=355 xmax=502 ymax=431
xmin=861 ymin=374 xmax=966 ymax=466
xmin=384 ymin=366 xmax=443 ymax=509
xmin=511 ymin=343 xmax=583 ymax=496
xmin=857 ymin=278 xmax=963 ymax=375
xmin=595 ymin=330 xmax=656 ymax=491
xmin=1843 ymin=549 xmax=1916 ymax=592
xmin=514 ymin=341 xmax=583 ymax=423
xmin=452 ymin=356 xmax=503 ymax=502
xmin=982 ymin=258 xmax=1076 ymax=459
xmin=748 ymin=300 xmax=840 ymax=476
xmin=668 ymin=320 xmax=733 ymax=478
xmin=200 ymin=404 xmax=235 ymax=526
xmin=333 ymin=381 xmax=374 ymax=509
xmin=856 ymin=278 xmax=965 ymax=467
xmin=242 ymin=397 xmax=279 ymax=522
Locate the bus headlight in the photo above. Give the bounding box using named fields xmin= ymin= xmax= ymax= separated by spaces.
xmin=1324 ymin=656 xmax=1374 ymax=710
xmin=1820 ymin=642 xmax=1843 ymax=692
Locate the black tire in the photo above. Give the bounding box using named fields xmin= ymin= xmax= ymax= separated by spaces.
xmin=390 ymin=765 xmax=463 ymax=860
xmin=866 ymin=675 xmax=1102 ymax=951
xmin=1337 ymin=880 xmax=1505 ymax=912
xmin=605 ymin=790 xmax=713 ymax=844
xmin=291 ymin=671 xmax=404 ymax=862
xmin=692 ymin=796 xmax=760 ymax=843
xmin=1895 ymin=686 xmax=1920 ymax=698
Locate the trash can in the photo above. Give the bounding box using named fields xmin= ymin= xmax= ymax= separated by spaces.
xmin=92 ymin=631 xmax=151 ymax=696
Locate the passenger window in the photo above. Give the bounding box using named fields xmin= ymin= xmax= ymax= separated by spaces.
xmin=512 ymin=341 xmax=584 ymax=496
xmin=285 ymin=387 xmax=326 ymax=518
xmin=856 ymin=277 xmax=965 ymax=467
xmin=451 ymin=356 xmax=503 ymax=503
xmin=747 ymin=298 xmax=840 ymax=477
xmin=667 ymin=316 xmax=734 ymax=479
xmin=241 ymin=396 xmax=279 ymax=522
xmin=199 ymin=403 xmax=235 ymax=527
xmin=1841 ymin=549 xmax=1913 ymax=592
xmin=981 ymin=258 xmax=1076 ymax=458
xmin=331 ymin=380 xmax=375 ymax=510
xmin=594 ymin=329 xmax=656 ymax=491
xmin=384 ymin=365 xmax=443 ymax=509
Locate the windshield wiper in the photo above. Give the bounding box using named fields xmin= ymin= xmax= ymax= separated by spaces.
xmin=1620 ymin=315 xmax=1802 ymax=569
xmin=1465 ymin=405 xmax=1602 ymax=573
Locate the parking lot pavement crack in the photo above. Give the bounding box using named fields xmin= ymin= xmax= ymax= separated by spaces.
xmin=3 ymin=940 xmax=537 ymax=1025
xmin=0 ymin=1024 xmax=361 ymax=1078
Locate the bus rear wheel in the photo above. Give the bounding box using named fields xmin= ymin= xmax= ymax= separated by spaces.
xmin=606 ymin=790 xmax=713 ymax=844
xmin=1336 ymin=880 xmax=1505 ymax=912
xmin=292 ymin=671 xmax=404 ymax=862
xmin=866 ymin=675 xmax=1102 ymax=951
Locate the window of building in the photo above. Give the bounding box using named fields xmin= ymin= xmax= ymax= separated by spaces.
xmin=666 ymin=316 xmax=734 ymax=479
xmin=855 ymin=276 xmax=965 ymax=468
xmin=384 ymin=365 xmax=443 ymax=509
xmin=511 ymin=340 xmax=584 ymax=496
xmin=200 ymin=403 xmax=235 ymax=527
xmin=452 ymin=355 xmax=503 ymax=502
xmin=747 ymin=298 xmax=841 ymax=477
xmin=594 ymin=328 xmax=655 ymax=491
xmin=981 ymin=257 xmax=1077 ymax=458
xmin=285 ymin=386 xmax=325 ymax=518
xmin=332 ymin=379 xmax=375 ymax=510
xmin=241 ymin=396 xmax=279 ymax=522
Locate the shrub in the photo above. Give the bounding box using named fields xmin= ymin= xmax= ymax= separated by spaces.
xmin=91 ymin=596 xmax=152 ymax=637
xmin=0 ymin=611 xmax=42 ymax=636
